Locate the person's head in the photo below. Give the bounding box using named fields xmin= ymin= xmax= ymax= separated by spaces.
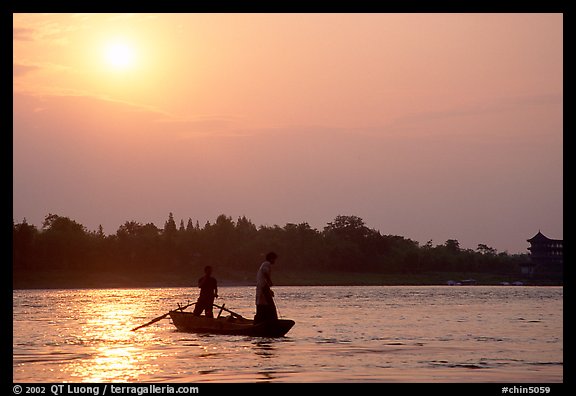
xmin=204 ymin=265 xmax=213 ymax=275
xmin=266 ymin=252 xmax=278 ymax=264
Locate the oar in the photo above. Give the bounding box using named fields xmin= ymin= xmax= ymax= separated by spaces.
xmin=131 ymin=302 xmax=195 ymax=331
xmin=212 ymin=303 xmax=245 ymax=319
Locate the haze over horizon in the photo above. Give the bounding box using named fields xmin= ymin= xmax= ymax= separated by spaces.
xmin=13 ymin=13 xmax=563 ymax=254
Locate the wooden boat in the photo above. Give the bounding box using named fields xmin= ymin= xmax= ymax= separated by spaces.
xmin=169 ymin=304 xmax=295 ymax=337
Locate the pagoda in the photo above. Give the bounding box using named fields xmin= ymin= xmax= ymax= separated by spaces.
xmin=524 ymin=231 xmax=563 ymax=276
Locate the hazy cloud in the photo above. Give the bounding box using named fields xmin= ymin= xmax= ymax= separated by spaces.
xmin=390 ymin=93 xmax=563 ymax=130
xmin=13 ymin=91 xmax=240 ymax=139
xmin=13 ymin=63 xmax=40 ymax=77
xmin=13 ymin=61 xmax=75 ymax=83
xmin=13 ymin=27 xmax=35 ymax=41
xmin=509 ymin=93 xmax=563 ymax=107
xmin=14 ymin=20 xmax=78 ymax=47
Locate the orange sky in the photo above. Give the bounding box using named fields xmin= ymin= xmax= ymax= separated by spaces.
xmin=13 ymin=13 xmax=563 ymax=253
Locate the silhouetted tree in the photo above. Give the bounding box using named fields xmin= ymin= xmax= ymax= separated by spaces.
xmin=13 ymin=218 xmax=38 ymax=271
xmin=164 ymin=212 xmax=177 ymax=239
xmin=13 ymin=212 xmax=535 ymax=288
xmin=324 ymin=215 xmax=370 ymax=240
xmin=477 ymin=243 xmax=497 ymax=256
xmin=445 ymin=239 xmax=461 ymax=253
xmin=37 ymin=214 xmax=89 ymax=270
xmin=186 ymin=218 xmax=195 ymax=232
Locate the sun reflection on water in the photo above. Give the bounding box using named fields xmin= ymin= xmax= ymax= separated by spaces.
xmin=59 ymin=289 xmax=167 ymax=382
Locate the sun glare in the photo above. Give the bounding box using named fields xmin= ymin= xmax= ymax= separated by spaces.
xmin=104 ymin=41 xmax=136 ymax=70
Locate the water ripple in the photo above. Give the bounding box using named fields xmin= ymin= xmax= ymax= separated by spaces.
xmin=13 ymin=286 xmax=563 ymax=382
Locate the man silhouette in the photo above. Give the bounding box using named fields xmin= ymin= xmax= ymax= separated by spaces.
xmin=192 ymin=265 xmax=218 ymax=317
xmin=254 ymin=252 xmax=278 ymax=324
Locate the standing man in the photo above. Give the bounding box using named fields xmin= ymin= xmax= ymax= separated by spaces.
xmin=255 ymin=252 xmax=279 ymax=324
xmin=192 ymin=265 xmax=218 ymax=318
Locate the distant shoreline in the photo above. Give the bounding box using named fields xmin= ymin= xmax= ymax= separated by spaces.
xmin=13 ymin=270 xmax=562 ymax=290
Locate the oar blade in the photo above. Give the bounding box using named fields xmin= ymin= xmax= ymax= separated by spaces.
xmin=131 ymin=313 xmax=168 ymax=331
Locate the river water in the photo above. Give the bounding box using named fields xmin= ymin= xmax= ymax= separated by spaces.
xmin=13 ymin=286 xmax=562 ymax=383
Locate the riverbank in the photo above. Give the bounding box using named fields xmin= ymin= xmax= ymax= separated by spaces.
xmin=275 ymin=271 xmax=560 ymax=286
xmin=12 ymin=269 xmax=561 ymax=289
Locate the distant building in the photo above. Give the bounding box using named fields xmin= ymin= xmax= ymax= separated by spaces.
xmin=522 ymin=231 xmax=563 ymax=276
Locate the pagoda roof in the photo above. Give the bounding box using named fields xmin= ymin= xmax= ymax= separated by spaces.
xmin=527 ymin=231 xmax=562 ymax=243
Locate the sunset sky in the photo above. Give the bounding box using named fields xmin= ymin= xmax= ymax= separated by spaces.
xmin=13 ymin=13 xmax=562 ymax=253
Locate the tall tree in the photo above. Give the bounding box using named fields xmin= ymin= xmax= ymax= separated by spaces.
xmin=324 ymin=215 xmax=370 ymax=240
xmin=164 ymin=212 xmax=178 ymax=239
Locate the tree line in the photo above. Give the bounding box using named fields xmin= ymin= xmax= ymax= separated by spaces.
xmin=13 ymin=213 xmax=529 ymax=287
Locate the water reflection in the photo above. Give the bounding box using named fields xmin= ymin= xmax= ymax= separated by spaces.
xmin=80 ymin=346 xmax=145 ymax=382
xmin=257 ymin=370 xmax=277 ymax=382
xmin=14 ymin=286 xmax=563 ymax=383
xmin=252 ymin=340 xmax=276 ymax=358
xmin=61 ymin=289 xmax=164 ymax=382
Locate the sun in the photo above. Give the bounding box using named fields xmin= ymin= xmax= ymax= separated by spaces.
xmin=103 ymin=41 xmax=136 ymax=71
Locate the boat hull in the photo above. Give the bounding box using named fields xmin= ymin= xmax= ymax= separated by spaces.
xmin=169 ymin=311 xmax=295 ymax=337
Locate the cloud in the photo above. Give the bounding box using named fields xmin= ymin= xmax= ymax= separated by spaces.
xmin=389 ymin=93 xmax=563 ymax=130
xmin=509 ymin=93 xmax=563 ymax=107
xmin=13 ymin=90 xmax=245 ymax=141
xmin=13 ymin=27 xmax=35 ymax=41
xmin=12 ymin=60 xmax=75 ymax=83
xmin=14 ymin=19 xmax=77 ymax=47
xmin=13 ymin=63 xmax=40 ymax=77
xmin=155 ymin=115 xmax=247 ymax=137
